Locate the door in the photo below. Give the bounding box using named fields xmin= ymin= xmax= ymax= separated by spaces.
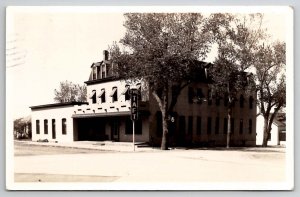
xmin=111 ymin=117 xmax=120 ymax=141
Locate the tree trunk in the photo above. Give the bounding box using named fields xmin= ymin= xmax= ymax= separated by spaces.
xmin=161 ymin=110 xmax=169 ymax=150
xmin=262 ymin=118 xmax=269 ymax=147
xmin=226 ymin=110 xmax=231 ymax=148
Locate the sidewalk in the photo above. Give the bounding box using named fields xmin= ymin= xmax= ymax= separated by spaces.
xmin=14 ymin=140 xmax=158 ymax=152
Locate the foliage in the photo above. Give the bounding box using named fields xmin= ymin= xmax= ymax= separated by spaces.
xmin=14 ymin=117 xmax=31 ymax=139
xmin=255 ymin=41 xmax=286 ymax=146
xmin=110 ymin=13 xmax=230 ymax=149
xmin=210 ymin=14 xmax=265 ymax=147
xmin=54 ymin=80 xmax=87 ymax=103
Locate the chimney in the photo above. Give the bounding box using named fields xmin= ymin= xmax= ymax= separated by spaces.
xmin=103 ymin=50 xmax=109 ymax=61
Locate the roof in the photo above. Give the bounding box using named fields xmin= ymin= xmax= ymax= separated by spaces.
xmin=30 ymin=102 xmax=88 ymax=110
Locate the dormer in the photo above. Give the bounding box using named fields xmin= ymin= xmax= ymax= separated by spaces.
xmin=88 ymin=50 xmax=116 ymax=82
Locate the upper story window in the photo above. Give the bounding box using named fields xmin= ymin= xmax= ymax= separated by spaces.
xmin=240 ymin=95 xmax=244 ymax=108
xmin=110 ymin=87 xmax=118 ymax=102
xmin=101 ymin=64 xmax=106 ymax=79
xmin=122 ymin=85 xmax=130 ymax=101
xmin=99 ymin=88 xmax=106 ymax=103
xmin=207 ymin=89 xmax=212 ymax=105
xmin=90 ymin=90 xmax=97 ymax=104
xmin=188 ymin=87 xmax=194 ymax=104
xmin=92 ymin=67 xmax=97 ymax=80
xmin=249 ymin=96 xmax=254 ymax=109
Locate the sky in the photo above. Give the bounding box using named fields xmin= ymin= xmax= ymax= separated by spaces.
xmin=6 ymin=7 xmax=290 ymax=119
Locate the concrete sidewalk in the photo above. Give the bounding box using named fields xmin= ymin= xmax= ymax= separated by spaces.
xmin=14 ymin=140 xmax=158 ymax=152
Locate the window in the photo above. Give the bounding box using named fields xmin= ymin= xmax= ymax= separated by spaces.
xmin=223 ymin=118 xmax=228 ymax=134
xmin=230 ymin=118 xmax=234 ymax=133
xmin=92 ymin=67 xmax=97 ymax=80
xmin=207 ymin=89 xmax=212 ymax=105
xmin=249 ymin=119 xmax=252 ymax=134
xmin=224 ymin=96 xmax=228 ymax=107
xmin=44 ymin=119 xmax=48 ymax=134
xmin=90 ymin=90 xmax=97 ymax=104
xmin=215 ymin=117 xmax=219 ymax=134
xmin=36 ymin=120 xmax=40 ymax=134
xmin=188 ymin=87 xmax=194 ymax=104
xmin=268 ymin=133 xmax=271 ymax=141
xmin=110 ymin=87 xmax=118 ymax=102
xmin=197 ymin=88 xmax=204 ymax=104
xmin=101 ymin=64 xmax=106 ymax=79
xmin=99 ymin=89 xmax=106 ymax=103
xmin=96 ymin=66 xmax=101 ymax=79
xmin=207 ymin=117 xmax=212 ymax=135
xmin=188 ymin=116 xmax=193 ymax=135
xmin=239 ymin=119 xmax=243 ymax=134
xmin=240 ymin=95 xmax=244 ymax=108
xmin=52 ymin=119 xmax=56 ymax=139
xmin=156 ymin=111 xmax=162 ymax=136
xmin=249 ymin=96 xmax=254 ymax=109
xmin=197 ymin=116 xmax=201 ymax=135
xmin=122 ymin=85 xmax=130 ymax=101
xmin=62 ymin=118 xmax=67 ymax=135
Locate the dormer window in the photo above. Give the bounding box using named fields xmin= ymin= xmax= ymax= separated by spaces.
xmin=98 ymin=88 xmax=106 ymax=103
xmin=122 ymin=85 xmax=130 ymax=101
xmin=90 ymin=90 xmax=97 ymax=104
xmin=92 ymin=67 xmax=97 ymax=80
xmin=110 ymin=87 xmax=118 ymax=102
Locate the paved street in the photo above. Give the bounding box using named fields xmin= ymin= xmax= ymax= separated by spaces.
xmin=13 ymin=141 xmax=286 ymax=183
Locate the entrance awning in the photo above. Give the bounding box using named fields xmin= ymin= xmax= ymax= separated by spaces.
xmin=72 ymin=111 xmax=130 ymax=118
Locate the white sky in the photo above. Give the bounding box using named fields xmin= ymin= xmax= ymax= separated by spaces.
xmin=6 ymin=7 xmax=290 ymax=119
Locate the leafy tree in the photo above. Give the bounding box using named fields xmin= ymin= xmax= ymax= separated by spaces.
xmin=54 ymin=80 xmax=87 ymax=103
xmin=110 ymin=13 xmax=230 ymax=150
xmin=14 ymin=117 xmax=31 ymax=139
xmin=255 ymin=42 xmax=286 ymax=147
xmin=211 ymin=14 xmax=265 ymax=147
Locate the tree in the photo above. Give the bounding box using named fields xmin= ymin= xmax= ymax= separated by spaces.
xmin=255 ymin=42 xmax=286 ymax=147
xmin=54 ymin=80 xmax=87 ymax=103
xmin=14 ymin=116 xmax=31 ymax=139
xmin=211 ymin=14 xmax=265 ymax=148
xmin=110 ymin=13 xmax=230 ymax=150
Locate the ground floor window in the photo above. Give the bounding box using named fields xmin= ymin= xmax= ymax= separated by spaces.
xmin=188 ymin=116 xmax=193 ymax=135
xmin=224 ymin=118 xmax=228 ymax=134
xmin=197 ymin=116 xmax=201 ymax=135
xmin=215 ymin=117 xmax=219 ymax=134
xmin=239 ymin=119 xmax=243 ymax=134
xmin=207 ymin=117 xmax=212 ymax=135
xmin=249 ymin=119 xmax=252 ymax=134
xmin=44 ymin=119 xmax=48 ymax=134
xmin=36 ymin=120 xmax=40 ymax=134
xmin=62 ymin=118 xmax=67 ymax=135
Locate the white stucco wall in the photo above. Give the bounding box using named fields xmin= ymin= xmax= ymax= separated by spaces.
xmin=256 ymin=114 xmax=280 ymax=146
xmin=31 ymin=105 xmax=76 ymax=142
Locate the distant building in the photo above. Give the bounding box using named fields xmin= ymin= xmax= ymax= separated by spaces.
xmin=30 ymin=50 xmax=257 ymax=146
xmin=256 ymin=113 xmax=286 ymax=146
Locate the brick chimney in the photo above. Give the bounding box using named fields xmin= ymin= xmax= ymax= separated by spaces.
xmin=103 ymin=50 xmax=109 ymax=61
